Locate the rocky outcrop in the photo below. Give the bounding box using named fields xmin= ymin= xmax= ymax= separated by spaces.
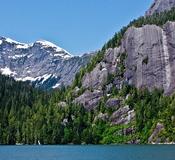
xmin=148 ymin=123 xmax=164 ymax=143
xmin=82 ymin=48 xmax=120 ymax=90
xmin=58 ymin=101 xmax=67 ymax=108
xmin=105 ymin=98 xmax=121 ymax=109
xmin=74 ymin=90 xmax=103 ymax=110
xmin=75 ymin=48 xmax=121 ymax=109
xmin=146 ymin=0 xmax=175 ymax=16
xmin=82 ymin=62 xmax=108 ymax=90
xmin=122 ymin=21 xmax=175 ymax=94
xmin=110 ymin=106 xmax=135 ymax=125
xmin=94 ymin=113 xmax=109 ymax=121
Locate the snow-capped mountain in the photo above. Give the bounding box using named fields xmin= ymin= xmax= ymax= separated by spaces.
xmin=0 ymin=36 xmax=93 ymax=89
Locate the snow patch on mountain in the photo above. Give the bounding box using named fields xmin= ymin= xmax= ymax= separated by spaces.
xmin=27 ymin=54 xmax=33 ymax=58
xmin=16 ymin=76 xmax=36 ymax=82
xmin=41 ymin=74 xmax=53 ymax=83
xmin=36 ymin=40 xmax=63 ymax=50
xmin=16 ymin=44 xmax=30 ymax=49
xmin=53 ymin=53 xmax=71 ymax=59
xmin=35 ymin=40 xmax=71 ymax=57
xmin=1 ymin=37 xmax=31 ymax=49
xmin=52 ymin=83 xmax=60 ymax=89
xmin=0 ymin=67 xmax=17 ymax=76
xmin=8 ymin=54 xmax=27 ymax=59
xmin=16 ymin=74 xmax=56 ymax=84
xmin=1 ymin=37 xmax=71 ymax=58
xmin=5 ymin=38 xmax=22 ymax=44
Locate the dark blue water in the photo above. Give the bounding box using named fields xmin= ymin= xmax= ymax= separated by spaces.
xmin=0 ymin=145 xmax=175 ymax=160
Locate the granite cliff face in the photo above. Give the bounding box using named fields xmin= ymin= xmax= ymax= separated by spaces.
xmin=146 ymin=0 xmax=175 ymax=16
xmin=75 ymin=48 xmax=121 ymax=109
xmin=0 ymin=37 xmax=92 ymax=89
xmin=75 ymin=21 xmax=175 ymax=110
xmin=123 ymin=21 xmax=175 ymax=94
xmin=75 ymin=0 xmax=175 ymax=108
xmin=82 ymin=48 xmax=119 ymax=90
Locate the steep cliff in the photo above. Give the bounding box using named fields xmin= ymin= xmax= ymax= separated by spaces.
xmin=123 ymin=21 xmax=175 ymax=95
xmin=75 ymin=21 xmax=175 ymax=110
xmin=146 ymin=0 xmax=175 ymax=16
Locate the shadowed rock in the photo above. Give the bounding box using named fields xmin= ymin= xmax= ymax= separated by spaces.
xmin=105 ymin=98 xmax=121 ymax=109
xmin=74 ymin=90 xmax=103 ymax=110
xmin=110 ymin=106 xmax=135 ymax=125
xmin=148 ymin=123 xmax=164 ymax=143
xmin=82 ymin=48 xmax=120 ymax=90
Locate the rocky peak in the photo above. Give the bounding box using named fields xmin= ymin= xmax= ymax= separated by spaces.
xmin=34 ymin=40 xmax=71 ymax=59
xmin=0 ymin=36 xmax=31 ymax=49
xmin=0 ymin=37 xmax=93 ymax=89
xmin=146 ymin=0 xmax=175 ymax=16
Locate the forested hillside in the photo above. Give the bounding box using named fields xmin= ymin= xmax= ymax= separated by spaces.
xmin=0 ymin=74 xmax=107 ymax=144
xmin=1 ymin=73 xmax=175 ymax=144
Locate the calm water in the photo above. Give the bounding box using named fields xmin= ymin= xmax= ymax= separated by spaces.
xmin=0 ymin=145 xmax=175 ymax=160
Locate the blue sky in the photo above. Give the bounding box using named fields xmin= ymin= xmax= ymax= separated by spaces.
xmin=0 ymin=0 xmax=153 ymax=55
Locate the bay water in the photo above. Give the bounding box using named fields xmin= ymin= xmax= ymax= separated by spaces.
xmin=0 ymin=145 xmax=175 ymax=160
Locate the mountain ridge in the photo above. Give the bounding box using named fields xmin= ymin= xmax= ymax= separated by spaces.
xmin=0 ymin=36 xmax=93 ymax=89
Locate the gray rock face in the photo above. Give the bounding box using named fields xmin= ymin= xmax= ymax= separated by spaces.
xmin=82 ymin=62 xmax=108 ymax=90
xmin=82 ymin=48 xmax=120 ymax=90
xmin=146 ymin=0 xmax=175 ymax=16
xmin=148 ymin=123 xmax=164 ymax=143
xmin=58 ymin=102 xmax=67 ymax=108
xmin=74 ymin=90 xmax=103 ymax=110
xmin=110 ymin=106 xmax=135 ymax=125
xmin=75 ymin=48 xmax=120 ymax=109
xmin=94 ymin=113 xmax=109 ymax=122
xmin=78 ymin=20 xmax=175 ymax=110
xmin=0 ymin=37 xmax=92 ymax=89
xmin=105 ymin=98 xmax=121 ymax=109
xmin=77 ymin=21 xmax=175 ymax=111
xmin=122 ymin=21 xmax=175 ymax=94
xmin=123 ymin=127 xmax=135 ymax=136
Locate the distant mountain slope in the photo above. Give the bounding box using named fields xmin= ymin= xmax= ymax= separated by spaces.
xmin=0 ymin=37 xmax=93 ymax=89
xmin=145 ymin=0 xmax=175 ymax=16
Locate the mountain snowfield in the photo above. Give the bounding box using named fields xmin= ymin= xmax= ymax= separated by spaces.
xmin=0 ymin=36 xmax=92 ymax=89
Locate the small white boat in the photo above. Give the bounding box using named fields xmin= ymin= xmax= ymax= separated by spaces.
xmin=38 ymin=140 xmax=41 ymax=145
xmin=16 ymin=143 xmax=23 ymax=145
